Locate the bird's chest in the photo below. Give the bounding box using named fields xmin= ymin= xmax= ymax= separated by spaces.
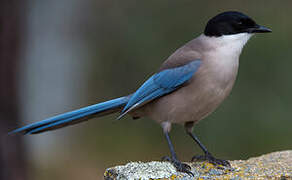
xmin=201 ymin=50 xmax=239 ymax=89
xmin=182 ymin=56 xmax=239 ymax=120
xmin=144 ymin=57 xmax=239 ymax=124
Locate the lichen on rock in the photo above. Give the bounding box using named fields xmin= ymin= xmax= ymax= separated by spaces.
xmin=104 ymin=150 xmax=292 ymax=180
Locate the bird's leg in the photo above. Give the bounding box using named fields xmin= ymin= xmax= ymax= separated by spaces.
xmin=161 ymin=122 xmax=193 ymax=175
xmin=184 ymin=122 xmax=230 ymax=167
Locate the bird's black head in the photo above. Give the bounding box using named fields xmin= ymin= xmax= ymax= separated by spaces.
xmin=204 ymin=11 xmax=271 ymax=37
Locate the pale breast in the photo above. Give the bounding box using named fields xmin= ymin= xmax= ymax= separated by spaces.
xmin=138 ymin=33 xmax=247 ymax=124
xmin=144 ymin=59 xmax=238 ymax=124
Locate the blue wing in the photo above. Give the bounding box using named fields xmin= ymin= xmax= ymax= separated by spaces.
xmin=118 ymin=60 xmax=201 ymax=119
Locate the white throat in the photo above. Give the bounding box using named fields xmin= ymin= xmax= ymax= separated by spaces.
xmin=202 ymin=33 xmax=253 ymax=57
xmin=218 ymin=33 xmax=252 ymax=51
xmin=199 ymin=33 xmax=253 ymax=83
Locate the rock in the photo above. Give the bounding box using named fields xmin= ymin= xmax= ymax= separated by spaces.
xmin=104 ymin=150 xmax=292 ymax=180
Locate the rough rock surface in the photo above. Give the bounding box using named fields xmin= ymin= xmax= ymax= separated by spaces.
xmin=104 ymin=150 xmax=292 ymax=180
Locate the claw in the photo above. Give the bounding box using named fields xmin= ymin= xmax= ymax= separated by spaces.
xmin=191 ymin=153 xmax=230 ymax=167
xmin=161 ymin=156 xmax=171 ymax=162
xmin=162 ymin=156 xmax=194 ymax=176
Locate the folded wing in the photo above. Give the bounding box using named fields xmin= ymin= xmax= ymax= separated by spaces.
xmin=118 ymin=60 xmax=201 ymax=119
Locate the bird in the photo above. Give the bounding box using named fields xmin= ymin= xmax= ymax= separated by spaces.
xmin=10 ymin=11 xmax=271 ymax=174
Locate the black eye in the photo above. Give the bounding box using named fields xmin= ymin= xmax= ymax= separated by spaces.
xmin=242 ymin=18 xmax=256 ymax=27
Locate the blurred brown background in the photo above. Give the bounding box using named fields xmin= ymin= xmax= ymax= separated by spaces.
xmin=1 ymin=0 xmax=292 ymax=179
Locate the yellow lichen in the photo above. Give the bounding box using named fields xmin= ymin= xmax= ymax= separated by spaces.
xmin=201 ymin=162 xmax=215 ymax=172
xmin=170 ymin=174 xmax=177 ymax=179
xmin=104 ymin=170 xmax=111 ymax=177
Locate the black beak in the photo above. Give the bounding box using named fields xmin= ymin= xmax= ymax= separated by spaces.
xmin=248 ymin=25 xmax=272 ymax=33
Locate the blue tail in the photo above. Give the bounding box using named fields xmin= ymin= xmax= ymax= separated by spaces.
xmin=9 ymin=96 xmax=130 ymax=135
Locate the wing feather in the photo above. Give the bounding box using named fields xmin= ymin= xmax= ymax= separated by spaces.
xmin=118 ymin=60 xmax=201 ymax=119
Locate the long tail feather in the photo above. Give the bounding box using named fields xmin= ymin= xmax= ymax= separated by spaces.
xmin=9 ymin=96 xmax=130 ymax=135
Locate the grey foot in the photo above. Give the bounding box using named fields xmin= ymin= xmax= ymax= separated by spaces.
xmin=162 ymin=156 xmax=193 ymax=176
xmin=191 ymin=152 xmax=230 ymax=167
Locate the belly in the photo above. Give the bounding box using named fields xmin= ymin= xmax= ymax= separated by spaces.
xmin=142 ymin=67 xmax=237 ymax=124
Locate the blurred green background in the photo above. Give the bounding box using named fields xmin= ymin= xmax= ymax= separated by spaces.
xmin=1 ymin=0 xmax=292 ymax=180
